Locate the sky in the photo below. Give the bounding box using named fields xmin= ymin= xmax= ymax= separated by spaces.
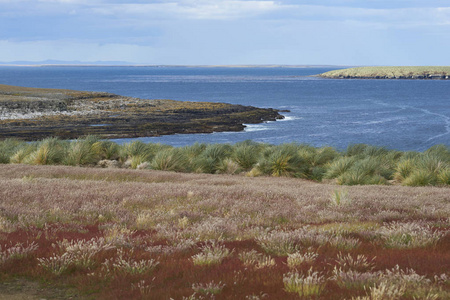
xmin=1 ymin=0 xmax=450 ymax=65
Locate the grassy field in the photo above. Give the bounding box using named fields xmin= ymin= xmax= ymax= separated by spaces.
xmin=0 ymin=163 xmax=449 ymax=299
xmin=320 ymin=66 xmax=450 ymax=79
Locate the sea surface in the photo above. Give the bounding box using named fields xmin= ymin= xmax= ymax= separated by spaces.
xmin=0 ymin=66 xmax=449 ymax=151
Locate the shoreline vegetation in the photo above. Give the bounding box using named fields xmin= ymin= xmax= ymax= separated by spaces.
xmin=0 ymin=84 xmax=284 ymax=141
xmin=1 ymin=137 xmax=449 ymax=187
xmin=319 ymin=66 xmax=450 ymax=79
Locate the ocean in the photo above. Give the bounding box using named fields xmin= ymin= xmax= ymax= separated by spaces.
xmin=0 ymin=66 xmax=448 ymax=151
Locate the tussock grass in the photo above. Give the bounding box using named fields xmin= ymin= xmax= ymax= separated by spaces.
xmin=23 ymin=137 xmax=67 ymax=165
xmin=0 ymin=138 xmax=449 ymax=187
xmin=64 ymin=136 xmax=102 ymax=166
xmin=0 ymin=139 xmax=27 ymax=163
xmin=233 ymin=141 xmax=262 ymax=171
xmin=150 ymin=148 xmax=188 ymax=172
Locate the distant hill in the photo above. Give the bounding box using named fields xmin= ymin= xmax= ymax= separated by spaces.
xmin=319 ymin=66 xmax=450 ymax=79
xmin=0 ymin=60 xmax=133 ymax=66
xmin=0 ymin=62 xmax=349 ymax=68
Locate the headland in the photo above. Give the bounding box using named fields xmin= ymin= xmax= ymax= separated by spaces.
xmin=319 ymin=66 xmax=450 ymax=79
xmin=0 ymin=84 xmax=284 ymax=140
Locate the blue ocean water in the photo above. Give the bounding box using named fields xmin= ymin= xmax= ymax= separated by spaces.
xmin=0 ymin=66 xmax=448 ymax=151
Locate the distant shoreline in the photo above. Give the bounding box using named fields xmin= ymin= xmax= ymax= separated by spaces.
xmin=0 ymin=63 xmax=350 ymax=68
xmin=320 ymin=66 xmax=450 ymax=80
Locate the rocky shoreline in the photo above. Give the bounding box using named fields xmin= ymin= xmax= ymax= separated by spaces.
xmin=0 ymin=84 xmax=285 ymax=141
xmin=319 ymin=66 xmax=450 ymax=80
xmin=320 ymin=74 xmax=450 ymax=80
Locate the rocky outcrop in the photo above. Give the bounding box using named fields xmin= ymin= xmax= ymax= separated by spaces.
xmin=0 ymin=84 xmax=285 ymax=141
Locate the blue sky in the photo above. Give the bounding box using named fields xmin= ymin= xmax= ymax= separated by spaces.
xmin=1 ymin=0 xmax=449 ymax=65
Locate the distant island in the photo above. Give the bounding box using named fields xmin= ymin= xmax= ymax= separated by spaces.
xmin=0 ymin=61 xmax=344 ymax=68
xmin=0 ymin=84 xmax=284 ymax=141
xmin=319 ymin=66 xmax=450 ymax=79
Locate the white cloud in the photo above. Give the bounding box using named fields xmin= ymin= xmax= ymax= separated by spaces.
xmin=1 ymin=0 xmax=449 ymax=65
xmin=88 ymin=1 xmax=290 ymax=20
xmin=37 ymin=0 xmax=97 ymax=3
xmin=276 ymin=4 xmax=450 ymax=28
xmin=2 ymin=0 xmax=449 ymax=26
xmin=177 ymin=0 xmax=287 ymax=19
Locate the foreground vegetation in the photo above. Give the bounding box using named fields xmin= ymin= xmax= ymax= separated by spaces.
xmin=0 ymin=137 xmax=449 ymax=187
xmin=320 ymin=66 xmax=450 ymax=79
xmin=0 ymin=164 xmax=448 ymax=299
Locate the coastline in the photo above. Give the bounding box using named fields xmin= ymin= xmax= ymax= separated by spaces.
xmin=319 ymin=66 xmax=450 ymax=80
xmin=0 ymin=84 xmax=285 ymax=141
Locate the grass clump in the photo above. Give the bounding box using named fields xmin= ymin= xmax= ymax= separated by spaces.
xmin=324 ymin=156 xmax=356 ymax=179
xmin=193 ymin=143 xmax=233 ymax=173
xmin=397 ymin=151 xmax=449 ymax=186
xmin=378 ymin=222 xmax=445 ymax=249
xmin=10 ymin=144 xmax=37 ymax=164
xmin=191 ymin=241 xmax=232 ymax=266
xmin=330 ymin=188 xmax=352 ymax=206
xmin=238 ymin=250 xmax=276 ymax=269
xmin=1 ymin=137 xmax=449 ymax=187
xmin=286 ymin=251 xmax=319 ymax=268
xmin=232 ymin=140 xmax=264 ymax=171
xmin=437 ymin=168 xmax=450 ymax=185
xmin=257 ymin=144 xmax=306 ymax=177
xmin=23 ymin=137 xmax=67 ymax=165
xmin=0 ymin=139 xmax=27 ymax=163
xmin=64 ymin=136 xmax=103 ymax=166
xmin=119 ymin=141 xmax=168 ymax=168
xmin=150 ymin=148 xmax=188 ymax=172
xmin=283 ymin=268 xmax=327 ymax=297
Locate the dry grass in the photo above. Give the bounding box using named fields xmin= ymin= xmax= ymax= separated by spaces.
xmin=0 ymin=164 xmax=448 ymax=299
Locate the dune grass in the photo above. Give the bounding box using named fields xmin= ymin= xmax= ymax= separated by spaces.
xmin=1 ymin=137 xmax=448 ymax=187
xmin=0 ymin=164 xmax=448 ymax=299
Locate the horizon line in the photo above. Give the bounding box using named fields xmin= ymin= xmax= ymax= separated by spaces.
xmin=0 ymin=63 xmax=355 ymax=68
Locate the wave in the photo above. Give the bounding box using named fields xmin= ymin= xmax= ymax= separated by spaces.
xmin=278 ymin=115 xmax=301 ymax=122
xmin=243 ymin=123 xmax=274 ymax=132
